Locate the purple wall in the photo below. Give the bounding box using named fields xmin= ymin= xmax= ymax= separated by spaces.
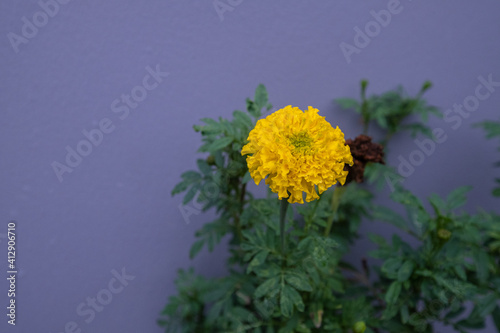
xmin=1 ymin=1 xmax=499 ymax=332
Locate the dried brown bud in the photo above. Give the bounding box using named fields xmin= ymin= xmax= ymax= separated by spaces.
xmin=344 ymin=135 xmax=385 ymax=184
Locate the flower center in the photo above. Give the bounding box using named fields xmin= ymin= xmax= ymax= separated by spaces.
xmin=289 ymin=131 xmax=313 ymax=154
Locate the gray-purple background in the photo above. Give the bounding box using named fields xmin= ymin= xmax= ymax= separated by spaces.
xmin=1 ymin=1 xmax=500 ymax=332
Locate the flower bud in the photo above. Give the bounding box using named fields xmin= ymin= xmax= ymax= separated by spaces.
xmin=438 ymin=228 xmax=451 ymax=240
xmin=206 ymin=155 xmax=216 ymax=166
xmin=353 ymin=321 xmax=367 ymax=333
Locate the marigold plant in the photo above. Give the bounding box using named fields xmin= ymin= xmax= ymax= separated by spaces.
xmin=162 ymin=83 xmax=500 ymax=333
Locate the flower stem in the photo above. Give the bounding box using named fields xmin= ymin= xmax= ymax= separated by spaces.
xmin=279 ymin=199 xmax=289 ymax=256
xmin=324 ymin=186 xmax=346 ymax=236
xmin=305 ymin=194 xmax=322 ymax=233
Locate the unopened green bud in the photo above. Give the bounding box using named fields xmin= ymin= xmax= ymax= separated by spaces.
xmin=438 ymin=228 xmax=451 ymax=240
xmin=421 ymin=80 xmax=432 ymax=92
xmin=206 ymin=155 xmax=216 ymax=166
xmin=361 ymin=80 xmax=368 ymax=91
xmin=353 ymin=321 xmax=366 ymax=333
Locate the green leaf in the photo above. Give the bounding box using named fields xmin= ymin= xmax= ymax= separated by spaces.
xmin=454 ymin=265 xmax=467 ymax=280
xmin=401 ymin=123 xmax=433 ymax=138
xmin=255 ymin=277 xmax=280 ymax=298
xmin=477 ymin=293 xmax=498 ymax=317
xmin=373 ymin=206 xmax=408 ymax=230
xmin=247 ymin=250 xmax=269 ymax=273
xmin=473 ymin=248 xmax=489 ymax=283
xmin=280 ymin=285 xmax=299 ymax=317
xmin=171 ymin=180 xmax=189 ymax=196
xmin=198 ymin=117 xmax=222 ymax=134
xmin=457 ymin=315 xmax=486 ymax=329
xmin=242 ymin=171 xmax=252 ymax=184
xmin=492 ymin=305 xmax=500 ymax=332
xmin=233 ymin=110 xmax=254 ymax=129
xmin=189 ymin=239 xmax=205 ymax=259
xmin=474 ymin=120 xmax=500 ymax=139
xmin=181 ymin=170 xmax=202 ymax=182
xmin=445 ymin=306 xmax=466 ymax=320
xmin=246 ymin=99 xmax=259 ymax=118
xmin=385 ymin=281 xmax=402 ymax=304
xmin=285 ymin=273 xmax=313 ymax=292
xmin=206 ymin=137 xmax=233 ymax=152
xmin=183 ymin=184 xmax=200 ymax=205
xmin=336 ymin=98 xmax=359 ymax=110
xmin=254 ymin=84 xmax=269 ymax=110
xmin=428 ymin=193 xmax=446 ymax=214
xmin=400 ymin=305 xmax=409 ymax=324
xmin=446 ymin=186 xmax=472 ymax=210
xmin=197 ymin=159 xmax=212 ymax=176
xmin=369 ymin=233 xmax=388 ymax=247
xmin=382 ymin=258 xmax=403 ymax=277
xmin=391 ymin=187 xmax=424 ymax=210
xmin=397 ymin=260 xmax=415 ymax=282
xmin=255 ymin=263 xmax=280 ymax=278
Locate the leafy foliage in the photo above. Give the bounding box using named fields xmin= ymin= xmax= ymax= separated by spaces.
xmin=336 ymin=80 xmax=441 ymax=144
xmin=161 ymin=84 xmax=500 ymax=333
xmin=475 ymin=118 xmax=500 ymax=197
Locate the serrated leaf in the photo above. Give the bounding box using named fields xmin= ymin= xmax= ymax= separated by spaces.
xmin=382 ymin=258 xmax=403 ymax=277
xmin=183 ymin=184 xmax=200 ymax=205
xmin=492 ymin=306 xmax=500 ymax=332
xmin=247 ymin=250 xmax=269 ymax=273
xmin=285 ymin=274 xmax=312 ymax=292
xmin=242 ymin=171 xmax=252 ymax=184
xmin=254 ymin=84 xmax=269 ymax=110
xmin=385 ymin=281 xmax=402 ymax=304
xmin=189 ymin=239 xmax=205 ymax=259
xmin=373 ymin=206 xmax=408 ymax=230
xmin=233 ymin=110 xmax=254 ymax=129
xmin=454 ymin=265 xmax=467 ymax=280
xmin=428 ymin=193 xmax=446 ymax=215
xmin=255 ymin=264 xmax=280 ymax=278
xmin=280 ymin=285 xmax=296 ymax=317
xmin=368 ymin=233 xmax=388 ymax=247
xmin=206 ymin=137 xmax=233 ymax=152
xmin=401 ymin=123 xmax=433 ymax=138
xmin=171 ymin=180 xmax=189 ymax=196
xmin=181 ymin=170 xmax=202 ymax=181
xmin=446 ymin=186 xmax=472 ymax=210
xmin=475 ymin=120 xmax=500 ymax=139
xmin=477 ymin=293 xmax=498 ymax=317
xmin=197 ymin=159 xmax=212 ymax=176
xmin=473 ymin=248 xmax=489 ymax=283
xmin=400 ymin=305 xmax=409 ymax=324
xmin=445 ymin=306 xmax=466 ymax=320
xmin=397 ymin=260 xmax=415 ymax=282
xmin=247 ymin=99 xmax=260 ymax=118
xmin=285 ymin=285 xmax=305 ymax=312
xmin=255 ymin=277 xmax=280 ymax=298
xmin=336 ymin=98 xmax=359 ymax=110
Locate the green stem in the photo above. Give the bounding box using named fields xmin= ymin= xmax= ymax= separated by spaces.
xmin=305 ymin=195 xmax=321 ymax=233
xmin=324 ymin=186 xmax=346 ymax=236
xmin=280 ymin=199 xmax=289 ymax=256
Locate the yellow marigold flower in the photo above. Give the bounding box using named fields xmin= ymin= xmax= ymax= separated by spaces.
xmin=241 ymin=105 xmax=353 ymax=204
